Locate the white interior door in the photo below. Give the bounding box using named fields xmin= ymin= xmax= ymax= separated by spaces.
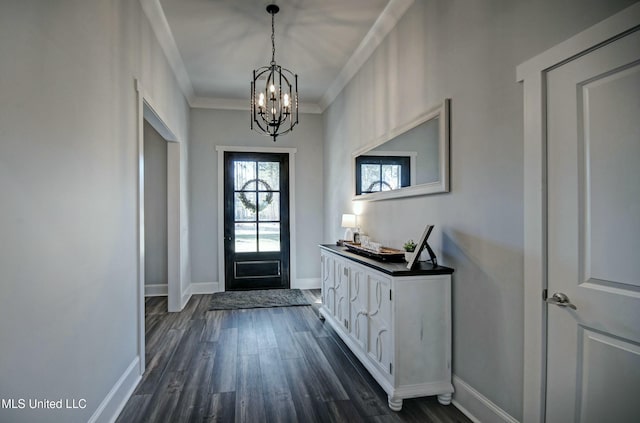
xmin=546 ymin=28 xmax=640 ymax=422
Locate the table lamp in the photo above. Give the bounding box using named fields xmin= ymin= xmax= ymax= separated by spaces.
xmin=341 ymin=213 xmax=357 ymax=242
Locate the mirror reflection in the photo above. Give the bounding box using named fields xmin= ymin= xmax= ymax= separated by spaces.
xmin=353 ymin=99 xmax=450 ymax=201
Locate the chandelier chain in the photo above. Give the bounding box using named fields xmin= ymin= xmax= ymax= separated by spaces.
xmin=271 ymin=11 xmax=276 ymax=65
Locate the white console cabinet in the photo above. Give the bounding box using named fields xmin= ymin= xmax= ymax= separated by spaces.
xmin=319 ymin=245 xmax=454 ymax=411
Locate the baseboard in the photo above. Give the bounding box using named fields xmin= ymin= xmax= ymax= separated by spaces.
xmin=292 ymin=277 xmax=321 ymax=289
xmin=180 ymin=284 xmax=192 ymax=310
xmin=88 ymin=357 xmax=141 ymax=423
xmin=191 ymin=281 xmax=219 ymax=294
xmin=452 ymin=375 xmax=519 ymax=423
xmin=144 ymin=284 xmax=168 ymax=297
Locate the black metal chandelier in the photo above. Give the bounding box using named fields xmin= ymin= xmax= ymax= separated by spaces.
xmin=251 ymin=4 xmax=299 ymax=142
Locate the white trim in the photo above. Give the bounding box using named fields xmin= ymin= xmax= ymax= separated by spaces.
xmin=451 ymin=375 xmax=519 ymax=423
xmin=319 ymin=0 xmax=415 ymax=111
xmin=135 ymin=80 xmax=146 ymax=376
xmin=166 ymin=141 xmax=182 ymax=312
xmin=139 ymin=0 xmax=194 ymax=103
xmin=292 ymin=277 xmax=321 ymax=290
xmin=353 ymin=99 xmax=450 ymax=202
xmin=144 ymin=284 xmax=168 ymax=297
xmin=216 ymin=146 xmax=298 ymax=291
xmin=191 ymin=96 xmax=323 ymax=114
xmin=136 ymin=79 xmax=186 ymax=373
xmin=516 ymin=4 xmax=640 ymax=423
xmin=180 ymin=283 xmax=192 ymax=309
xmin=140 ymin=0 xmax=413 ymax=112
xmin=88 ymin=357 xmax=141 ymax=423
xmin=393 ymin=381 xmax=454 ymax=398
xmin=191 ymin=282 xmax=220 ymax=294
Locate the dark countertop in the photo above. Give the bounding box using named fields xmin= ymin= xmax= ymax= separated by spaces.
xmin=320 ymin=244 xmax=454 ymax=277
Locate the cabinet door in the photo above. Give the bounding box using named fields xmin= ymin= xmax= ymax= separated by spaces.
xmin=349 ymin=264 xmax=368 ymax=350
xmin=321 ymin=252 xmax=335 ymax=312
xmin=334 ymin=259 xmax=350 ymax=327
xmin=367 ymin=272 xmax=393 ymax=376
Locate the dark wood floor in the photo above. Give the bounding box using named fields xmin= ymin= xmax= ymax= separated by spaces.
xmin=117 ymin=290 xmax=471 ymax=423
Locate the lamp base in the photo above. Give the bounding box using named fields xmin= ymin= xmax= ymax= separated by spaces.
xmin=343 ymin=228 xmax=354 ymax=242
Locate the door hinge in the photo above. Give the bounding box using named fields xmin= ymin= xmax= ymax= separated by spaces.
xmin=389 ymin=290 xmax=392 ymax=301
xmin=389 ymin=363 xmax=393 ymax=374
xmin=542 ymin=288 xmax=548 ymax=301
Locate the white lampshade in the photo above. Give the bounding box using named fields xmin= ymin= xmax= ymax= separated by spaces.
xmin=341 ymin=214 xmax=357 ymax=228
xmin=341 ymin=213 xmax=357 ymax=242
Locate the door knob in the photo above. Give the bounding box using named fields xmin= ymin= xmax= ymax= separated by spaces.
xmin=545 ymin=292 xmax=577 ymax=310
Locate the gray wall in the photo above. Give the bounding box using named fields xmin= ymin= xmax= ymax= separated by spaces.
xmin=144 ymin=121 xmax=168 ymax=287
xmin=189 ymin=109 xmax=324 ymax=286
xmin=322 ymin=0 xmax=636 ymax=419
xmin=0 ymin=1 xmax=190 ymax=422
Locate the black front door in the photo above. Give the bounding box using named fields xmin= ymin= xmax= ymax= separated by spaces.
xmin=224 ymin=152 xmax=290 ymax=290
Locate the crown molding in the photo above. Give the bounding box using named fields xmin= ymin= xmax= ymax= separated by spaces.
xmin=318 ymin=0 xmax=415 ymax=111
xmin=140 ymin=0 xmax=195 ymax=102
xmin=190 ymin=96 xmax=323 ymax=114
xmin=140 ymin=0 xmax=413 ymax=114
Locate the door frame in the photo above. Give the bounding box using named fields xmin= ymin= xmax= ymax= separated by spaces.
xmin=216 ymin=145 xmax=297 ymax=292
xmin=516 ymin=4 xmax=640 ymax=423
xmin=135 ymin=80 xmax=185 ymax=372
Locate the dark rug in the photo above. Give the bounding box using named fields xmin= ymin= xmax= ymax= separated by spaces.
xmin=209 ymin=289 xmax=310 ymax=310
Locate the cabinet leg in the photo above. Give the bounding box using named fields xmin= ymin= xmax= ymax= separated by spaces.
xmin=388 ymin=396 xmax=403 ymax=411
xmin=437 ymin=393 xmax=452 ymax=405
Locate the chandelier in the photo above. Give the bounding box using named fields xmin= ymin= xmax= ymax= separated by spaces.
xmin=251 ymin=4 xmax=299 ymax=142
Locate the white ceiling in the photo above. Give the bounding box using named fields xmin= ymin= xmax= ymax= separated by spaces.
xmin=145 ymin=0 xmax=414 ymax=112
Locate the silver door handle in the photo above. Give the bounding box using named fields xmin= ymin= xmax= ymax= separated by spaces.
xmin=545 ymin=292 xmax=577 ymax=310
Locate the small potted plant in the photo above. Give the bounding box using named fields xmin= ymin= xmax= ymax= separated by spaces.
xmin=403 ymin=239 xmax=417 ymax=262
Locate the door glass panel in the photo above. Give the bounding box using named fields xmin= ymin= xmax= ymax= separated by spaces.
xmin=235 ymin=222 xmax=257 ymax=252
xmin=234 ymin=193 xmax=257 ymax=221
xmin=258 ymin=161 xmax=280 ymax=191
xmin=258 ymin=192 xmax=279 ymax=221
xmin=234 ymin=161 xmax=257 ymax=191
xmin=259 ymin=223 xmax=280 ymax=252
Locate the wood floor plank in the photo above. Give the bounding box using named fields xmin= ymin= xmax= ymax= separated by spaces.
xmin=259 ymin=348 xmax=299 ymax=422
xmin=316 ymin=335 xmax=391 ymax=419
xmin=115 ymin=394 xmax=151 ymax=423
xmin=171 ymin=295 xmax=202 ymax=330
xmin=118 ymin=292 xmax=472 ymax=423
xmin=209 ymin=328 xmax=237 ymax=393
xmin=136 ymin=328 xmax=183 ymax=395
xmin=252 ymin=308 xmax=278 ymax=350
xmin=269 ymin=308 xmax=303 ymax=359
xmin=235 ymin=354 xmax=267 ymax=423
xmin=280 ymin=357 xmax=333 ymax=423
xmin=166 ymin=318 xmax=205 ymax=376
xmin=294 ymin=331 xmax=349 ymax=401
xmin=202 ymin=310 xmax=224 ymax=342
xmin=203 ymin=391 xmax=236 ymax=423
xmin=325 ymin=399 xmax=367 ymax=423
xmin=237 ymin=309 xmax=259 ymax=356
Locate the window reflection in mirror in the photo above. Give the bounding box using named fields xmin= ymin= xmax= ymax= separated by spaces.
xmin=353 ymin=99 xmax=450 ymax=201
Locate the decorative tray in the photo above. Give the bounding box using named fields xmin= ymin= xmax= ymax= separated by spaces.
xmin=343 ymin=242 xmax=405 ymax=262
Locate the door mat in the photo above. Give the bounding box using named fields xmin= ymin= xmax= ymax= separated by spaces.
xmin=209 ymin=289 xmax=310 ymax=310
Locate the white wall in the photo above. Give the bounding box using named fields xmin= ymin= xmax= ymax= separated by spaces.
xmin=189 ymin=108 xmax=323 ymax=289
xmin=322 ymin=0 xmax=637 ymax=420
xmin=0 ymin=1 xmax=189 ymax=422
xmin=144 ymin=121 xmax=168 ymax=289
